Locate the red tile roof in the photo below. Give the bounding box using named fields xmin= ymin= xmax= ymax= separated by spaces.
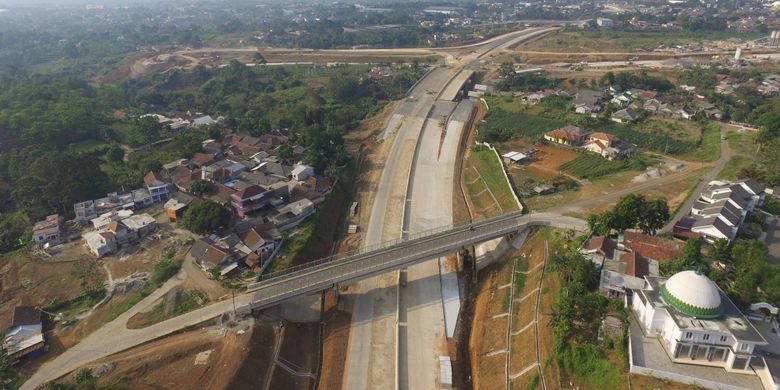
xmin=234 ymin=185 xmax=267 ymax=200
xmin=622 ymin=231 xmax=683 ymax=262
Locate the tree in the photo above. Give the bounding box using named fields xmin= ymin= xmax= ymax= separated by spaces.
xmin=587 ymin=212 xmax=613 ymax=236
xmin=103 ymin=144 xmax=124 ymax=162
xmin=277 ymin=143 xmax=293 ymax=165
xmin=0 ymin=212 xmax=32 ymax=253
xmin=637 ymin=197 xmax=669 ymax=235
xmin=253 ymin=52 xmax=267 ymax=65
xmin=181 ymin=200 xmax=230 ymax=234
xmin=611 ymin=194 xmax=646 ymax=232
xmin=72 ymin=367 xmax=96 ymax=390
xmin=0 ymin=336 xmax=14 ymax=385
xmin=707 ymin=238 xmax=731 ymax=262
xmin=188 ymin=180 xmax=210 ymax=196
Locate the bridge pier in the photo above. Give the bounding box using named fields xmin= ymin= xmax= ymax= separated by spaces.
xmin=473 ymin=229 xmax=529 ymax=270
xmin=266 ymin=293 xmax=322 ymax=322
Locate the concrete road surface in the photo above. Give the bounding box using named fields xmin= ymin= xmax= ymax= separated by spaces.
xmin=345 ymin=27 xmax=557 ymax=390
xmin=22 ymin=268 xmax=256 ymax=390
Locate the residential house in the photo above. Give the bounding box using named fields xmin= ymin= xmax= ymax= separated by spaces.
xmin=238 ymin=224 xmax=278 ymax=259
xmin=143 ymin=171 xmax=170 ymax=203
xmin=231 ymin=185 xmax=274 ymax=219
xmin=170 ymin=166 xmax=201 ymax=192
xmin=596 ymin=17 xmax=614 ymax=27
xmin=106 ymin=220 xmax=135 ymax=246
xmin=583 ymin=132 xmax=635 ymax=160
xmin=4 ymin=306 xmax=45 ymax=362
xmin=164 ymin=192 xmax=195 ymax=221
xmin=33 ymin=215 xmax=62 ymax=248
xmin=533 ymin=184 xmax=556 ymax=195
xmin=544 ymin=125 xmax=590 ymax=146
xmin=191 ymin=237 xmax=238 ymax=272
xmin=90 ymin=209 xmax=133 ymax=231
xmin=301 ymin=176 xmax=332 ymax=197
xmin=192 ymin=115 xmax=216 ymax=127
xmin=84 ymin=231 xmax=117 ymax=257
xmin=677 ymin=179 xmax=765 ymax=243
xmin=74 ymin=200 xmax=97 ymax=224
xmin=583 ymin=232 xmax=682 ymax=298
xmin=202 ymin=141 xmax=224 ymax=157
xmin=695 ymin=100 xmax=724 ymax=120
xmin=573 ymin=90 xmax=603 ymax=115
xmin=271 ymin=198 xmax=315 ymax=231
xmin=123 ymin=214 xmax=157 ymax=237
xmin=291 ymin=164 xmax=314 ymax=181
xmin=189 ymin=153 xmax=216 ymax=169
xmin=132 ymin=188 xmax=154 ymax=208
xmin=611 ymin=108 xmax=639 ymax=123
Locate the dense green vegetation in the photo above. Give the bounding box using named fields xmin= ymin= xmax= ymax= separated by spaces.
xmin=587 ymin=193 xmax=670 ymax=235
xmin=181 ymin=200 xmax=231 ymax=235
xmin=0 ymin=63 xmax=421 ymax=256
xmin=496 ymin=62 xmax=560 ymax=92
xmin=548 ymin=239 xmax=624 ymax=389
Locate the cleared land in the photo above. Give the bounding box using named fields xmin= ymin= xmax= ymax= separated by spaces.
xmin=521 ymin=29 xmax=764 ymax=53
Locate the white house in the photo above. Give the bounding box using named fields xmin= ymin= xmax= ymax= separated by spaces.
xmin=291 ymin=164 xmax=314 ymax=181
xmin=686 ymin=179 xmax=765 ymax=243
xmin=84 ymin=231 xmax=118 ymax=257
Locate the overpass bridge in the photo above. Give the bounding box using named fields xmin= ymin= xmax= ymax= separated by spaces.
xmin=244 ymin=212 xmax=586 ymax=311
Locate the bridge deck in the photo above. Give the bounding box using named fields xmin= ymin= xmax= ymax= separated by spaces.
xmin=246 ymin=212 xmax=586 ymax=310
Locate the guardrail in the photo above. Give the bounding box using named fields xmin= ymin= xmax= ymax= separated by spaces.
xmin=244 ymin=212 xmax=586 ymax=309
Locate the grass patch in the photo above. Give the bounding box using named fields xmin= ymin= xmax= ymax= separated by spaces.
xmin=559 ymin=344 xmax=623 ymax=388
xmin=559 ymin=153 xmax=652 ymax=179
xmin=44 ymin=289 xmax=106 ymax=321
xmin=127 ymin=288 xmax=208 ymax=329
xmin=513 ymin=258 xmax=529 ymax=299
xmin=68 ymin=139 xmax=109 ymax=154
xmin=673 ymin=122 xmax=721 ymax=162
xmin=726 ymin=130 xmax=758 ymax=155
xmin=717 ymin=156 xmax=753 ymax=180
xmin=468 ymin=146 xmax=520 ymax=212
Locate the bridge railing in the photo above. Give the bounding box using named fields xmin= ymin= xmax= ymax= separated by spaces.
xmin=255 ymin=211 xmax=524 ymax=284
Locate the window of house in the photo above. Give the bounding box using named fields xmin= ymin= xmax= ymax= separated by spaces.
xmin=684 ymin=332 xmax=693 ymax=339
xmin=703 ymin=334 xmax=710 ymax=341
xmin=720 ymin=336 xmax=728 ymax=343
xmin=740 ymin=343 xmax=750 ymax=352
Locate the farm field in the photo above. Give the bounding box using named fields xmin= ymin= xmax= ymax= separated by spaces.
xmin=481 ymin=96 xmax=710 ymax=158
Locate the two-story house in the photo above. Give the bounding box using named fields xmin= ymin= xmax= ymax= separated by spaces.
xmin=144 ymin=171 xmax=169 ymax=203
